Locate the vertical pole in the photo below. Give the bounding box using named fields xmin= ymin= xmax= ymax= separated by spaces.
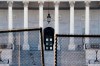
xmin=38 ymin=1 xmax=44 ymax=50
xmin=55 ymin=1 xmax=59 ymax=34
xmin=40 ymin=28 xmax=45 ymax=66
xmin=39 ymin=2 xmax=44 ymax=28
xmin=85 ymin=1 xmax=90 ymax=47
xmin=69 ymin=1 xmax=75 ymax=50
xmin=18 ymin=33 xmax=20 ymax=66
xmin=23 ymin=1 xmax=29 ymax=50
xmin=8 ymin=1 xmax=13 ymax=63
xmin=54 ymin=1 xmax=59 ymax=66
xmin=38 ymin=1 xmax=44 ymax=66
xmin=55 ymin=1 xmax=60 ymax=50
xmin=8 ymin=1 xmax=13 ymax=45
xmin=54 ymin=34 xmax=57 ymax=66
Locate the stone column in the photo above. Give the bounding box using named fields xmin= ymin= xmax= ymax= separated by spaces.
xmin=23 ymin=1 xmax=29 ymax=50
xmin=85 ymin=1 xmax=90 ymax=49
xmin=68 ymin=1 xmax=75 ymax=50
xmin=39 ymin=1 xmax=44 ymax=28
xmin=8 ymin=1 xmax=13 ymax=45
xmin=55 ymin=1 xmax=60 ymax=50
xmin=55 ymin=1 xmax=59 ymax=34
xmin=38 ymin=1 xmax=44 ymax=50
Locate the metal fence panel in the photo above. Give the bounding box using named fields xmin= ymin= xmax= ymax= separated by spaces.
xmin=0 ymin=28 xmax=44 ymax=66
xmin=54 ymin=34 xmax=100 ymax=66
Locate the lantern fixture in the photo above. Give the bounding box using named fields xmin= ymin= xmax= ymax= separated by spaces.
xmin=47 ymin=13 xmax=51 ymax=23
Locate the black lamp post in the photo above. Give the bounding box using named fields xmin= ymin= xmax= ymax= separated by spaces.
xmin=47 ymin=2 xmax=51 ymax=23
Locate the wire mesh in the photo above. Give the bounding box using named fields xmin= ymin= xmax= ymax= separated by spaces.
xmin=0 ymin=33 xmax=11 ymax=65
xmin=55 ymin=34 xmax=100 ymax=66
xmin=0 ymin=28 xmax=44 ymax=66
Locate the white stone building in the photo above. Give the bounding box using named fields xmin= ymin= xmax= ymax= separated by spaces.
xmin=0 ymin=0 xmax=100 ymax=66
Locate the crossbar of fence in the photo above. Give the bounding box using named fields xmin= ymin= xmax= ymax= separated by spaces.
xmin=56 ymin=34 xmax=100 ymax=37
xmin=0 ymin=28 xmax=42 ymax=33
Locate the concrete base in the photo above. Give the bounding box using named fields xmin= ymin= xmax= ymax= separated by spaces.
xmin=44 ymin=51 xmax=54 ymax=66
xmin=68 ymin=44 xmax=75 ymax=50
xmin=22 ymin=44 xmax=30 ymax=50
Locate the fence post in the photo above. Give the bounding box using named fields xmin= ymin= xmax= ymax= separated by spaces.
xmin=40 ymin=28 xmax=45 ymax=66
xmin=54 ymin=34 xmax=57 ymax=66
xmin=18 ymin=33 xmax=20 ymax=66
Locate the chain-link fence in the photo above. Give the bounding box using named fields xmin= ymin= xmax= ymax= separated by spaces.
xmin=54 ymin=34 xmax=100 ymax=66
xmin=0 ymin=28 xmax=44 ymax=66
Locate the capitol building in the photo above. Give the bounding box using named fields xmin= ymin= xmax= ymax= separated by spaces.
xmin=0 ymin=0 xmax=100 ymax=66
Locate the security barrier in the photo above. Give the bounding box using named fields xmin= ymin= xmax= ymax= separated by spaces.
xmin=54 ymin=34 xmax=100 ymax=66
xmin=0 ymin=28 xmax=44 ymax=66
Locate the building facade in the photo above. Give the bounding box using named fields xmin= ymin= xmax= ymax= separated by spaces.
xmin=0 ymin=0 xmax=100 ymax=66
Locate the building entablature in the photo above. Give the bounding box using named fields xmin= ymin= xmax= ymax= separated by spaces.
xmin=0 ymin=0 xmax=100 ymax=2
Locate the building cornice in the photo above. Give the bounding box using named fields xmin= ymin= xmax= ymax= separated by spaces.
xmin=0 ymin=0 xmax=99 ymax=2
